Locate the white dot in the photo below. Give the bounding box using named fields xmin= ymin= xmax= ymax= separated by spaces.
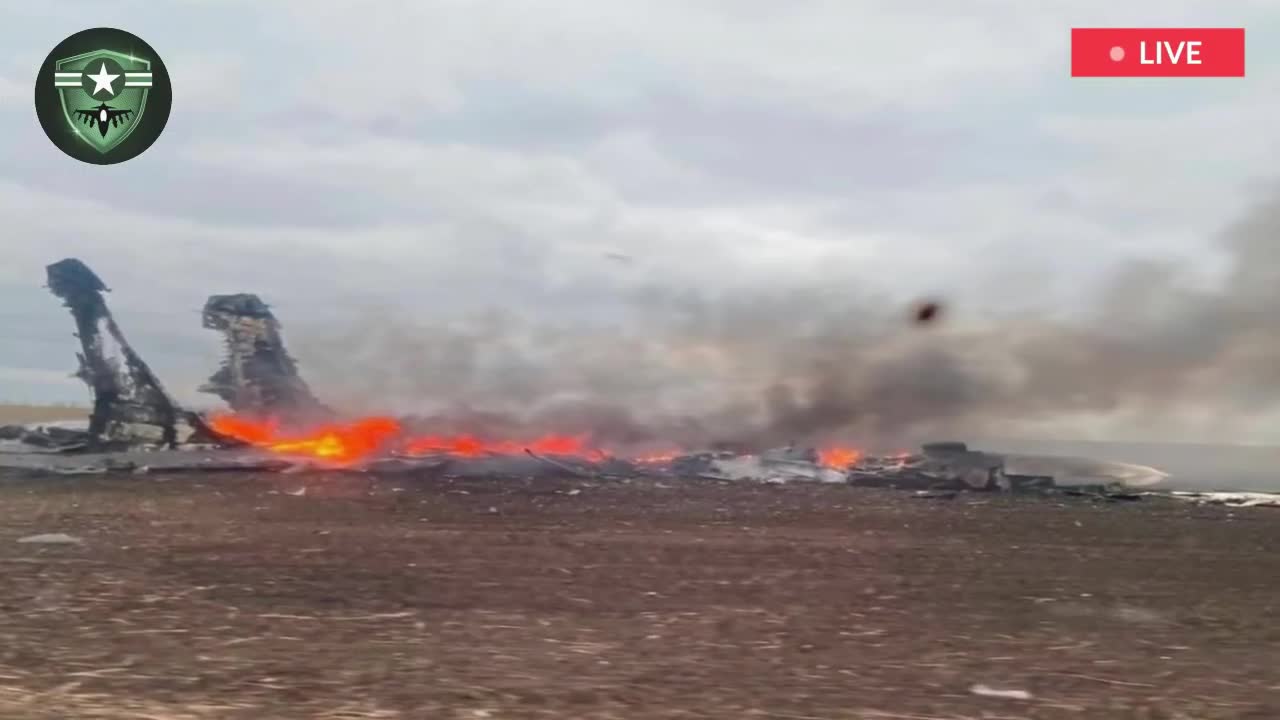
xmin=1109 ymin=46 xmax=1125 ymax=62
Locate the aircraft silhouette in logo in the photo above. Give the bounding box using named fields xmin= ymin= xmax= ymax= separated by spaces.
xmin=73 ymin=102 xmax=134 ymax=138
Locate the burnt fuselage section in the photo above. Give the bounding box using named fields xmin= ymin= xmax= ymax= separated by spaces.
xmin=46 ymin=258 xmax=183 ymax=446
xmin=199 ymin=293 xmax=331 ymax=424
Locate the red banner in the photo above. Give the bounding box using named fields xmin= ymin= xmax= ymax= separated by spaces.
xmin=1071 ymin=28 xmax=1245 ymax=77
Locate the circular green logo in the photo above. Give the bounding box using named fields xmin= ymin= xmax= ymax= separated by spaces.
xmin=34 ymin=28 xmax=172 ymax=165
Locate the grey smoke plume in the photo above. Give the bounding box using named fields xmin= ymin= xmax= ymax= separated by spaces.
xmin=288 ymin=192 xmax=1280 ymax=451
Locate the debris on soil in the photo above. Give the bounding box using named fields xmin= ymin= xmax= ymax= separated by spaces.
xmin=912 ymin=490 xmax=958 ymax=500
xmin=846 ymin=442 xmax=1007 ymax=491
xmin=0 ymin=446 xmax=304 ymax=475
xmin=525 ymin=448 xmax=597 ymax=478
xmin=838 ymin=442 xmax=1168 ymax=494
xmin=16 ymin=533 xmax=82 ymax=545
xmin=969 ymin=684 xmax=1033 ymax=700
xmin=0 ymin=422 xmax=93 ymax=452
xmin=687 ymin=446 xmax=848 ymax=484
xmin=1170 ymin=491 xmax=1280 ymax=508
xmin=199 ymin=293 xmax=332 ymax=423
xmin=0 ymin=434 xmax=1167 ymax=502
xmin=6 ymin=257 xmax=1195 ymax=503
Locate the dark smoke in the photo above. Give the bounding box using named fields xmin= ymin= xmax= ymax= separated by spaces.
xmin=289 ymin=193 xmax=1280 ymax=451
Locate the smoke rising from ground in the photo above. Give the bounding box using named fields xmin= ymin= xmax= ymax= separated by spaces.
xmin=287 ymin=193 xmax=1280 ymax=451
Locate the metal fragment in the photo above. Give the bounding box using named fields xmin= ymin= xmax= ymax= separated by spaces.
xmin=199 ymin=293 xmax=331 ymax=423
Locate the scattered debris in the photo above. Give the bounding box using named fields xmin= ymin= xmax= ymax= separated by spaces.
xmin=17 ymin=533 xmax=82 ymax=545
xmin=1169 ymin=491 xmax=1280 ymax=508
xmin=525 ymin=448 xmax=596 ymax=478
xmin=671 ymin=446 xmax=847 ymax=484
xmin=969 ymin=684 xmax=1033 ymax=700
xmin=912 ymin=490 xmax=957 ymax=500
xmin=7 ymin=257 xmax=1207 ymax=504
xmin=0 ymin=447 xmax=303 ymax=475
xmin=839 ymin=442 xmax=1168 ymax=496
xmin=0 ymin=422 xmax=93 ymax=452
xmin=1002 ymin=453 xmax=1168 ymax=488
xmin=357 ymin=456 xmax=452 ymax=474
xmin=1102 ymin=491 xmax=1143 ymax=502
xmin=199 ymin=293 xmax=331 ymax=423
xmin=845 ymin=443 xmax=1006 ymax=491
xmin=0 ymin=435 xmax=1173 ymax=502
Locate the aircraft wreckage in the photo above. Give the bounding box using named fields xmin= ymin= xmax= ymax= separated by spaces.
xmin=0 ymin=258 xmax=1174 ymax=498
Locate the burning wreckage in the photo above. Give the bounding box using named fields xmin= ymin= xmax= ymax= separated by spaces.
xmin=0 ymin=258 xmax=1172 ymax=497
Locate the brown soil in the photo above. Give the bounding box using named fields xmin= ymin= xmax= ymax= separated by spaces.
xmin=0 ymin=405 xmax=88 ymax=425
xmin=0 ymin=473 xmax=1277 ymax=719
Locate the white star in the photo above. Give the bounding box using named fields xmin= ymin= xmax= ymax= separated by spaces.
xmin=86 ymin=62 xmax=119 ymax=96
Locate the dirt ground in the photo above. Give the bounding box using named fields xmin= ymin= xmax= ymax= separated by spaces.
xmin=0 ymin=405 xmax=88 ymax=425
xmin=0 ymin=472 xmax=1277 ymax=719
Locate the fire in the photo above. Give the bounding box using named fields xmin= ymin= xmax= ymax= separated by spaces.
xmin=208 ymin=414 xmax=401 ymax=463
xmin=208 ymin=414 xmax=604 ymax=464
xmin=206 ymin=414 xmax=280 ymax=445
xmin=633 ymin=451 xmax=680 ymax=464
xmin=209 ymin=412 xmax=866 ymax=470
xmin=401 ymin=434 xmax=591 ymax=458
xmin=818 ymin=447 xmax=862 ymax=468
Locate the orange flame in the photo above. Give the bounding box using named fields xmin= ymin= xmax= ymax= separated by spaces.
xmin=208 ymin=414 xmax=402 ymax=464
xmin=206 ymin=414 xmax=281 ymax=445
xmin=633 ymin=451 xmax=680 ymax=464
xmin=209 ymin=412 xmax=863 ymax=470
xmin=209 ymin=414 xmax=604 ymax=464
xmin=401 ymin=434 xmax=591 ymax=457
xmin=818 ymin=447 xmax=863 ymax=468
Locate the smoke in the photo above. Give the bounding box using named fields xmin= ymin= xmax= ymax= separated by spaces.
xmin=287 ymin=192 xmax=1280 ymax=451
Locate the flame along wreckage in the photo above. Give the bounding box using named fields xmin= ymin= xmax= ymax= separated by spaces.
xmin=0 ymin=258 xmax=1169 ymax=495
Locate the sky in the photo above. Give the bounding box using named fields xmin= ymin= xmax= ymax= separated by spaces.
xmin=2 ymin=2 xmax=1280 ymax=446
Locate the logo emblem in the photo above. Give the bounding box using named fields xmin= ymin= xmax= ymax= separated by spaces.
xmin=35 ymin=29 xmax=171 ymax=165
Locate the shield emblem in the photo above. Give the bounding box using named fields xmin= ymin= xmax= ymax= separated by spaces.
xmin=53 ymin=49 xmax=152 ymax=155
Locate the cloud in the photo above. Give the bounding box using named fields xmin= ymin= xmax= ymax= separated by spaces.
xmin=0 ymin=73 xmax=24 ymax=108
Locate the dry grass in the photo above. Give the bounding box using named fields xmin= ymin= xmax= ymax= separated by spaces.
xmin=0 ymin=404 xmax=88 ymax=425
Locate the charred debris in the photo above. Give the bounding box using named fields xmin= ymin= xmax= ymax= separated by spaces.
xmin=0 ymin=258 xmax=1160 ymax=498
xmin=199 ymin=293 xmax=331 ymax=423
xmin=42 ymin=259 xmax=215 ymax=449
xmin=10 ymin=260 xmax=317 ymax=451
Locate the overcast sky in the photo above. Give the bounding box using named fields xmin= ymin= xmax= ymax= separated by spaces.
xmin=2 ymin=2 xmax=1279 ymax=443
